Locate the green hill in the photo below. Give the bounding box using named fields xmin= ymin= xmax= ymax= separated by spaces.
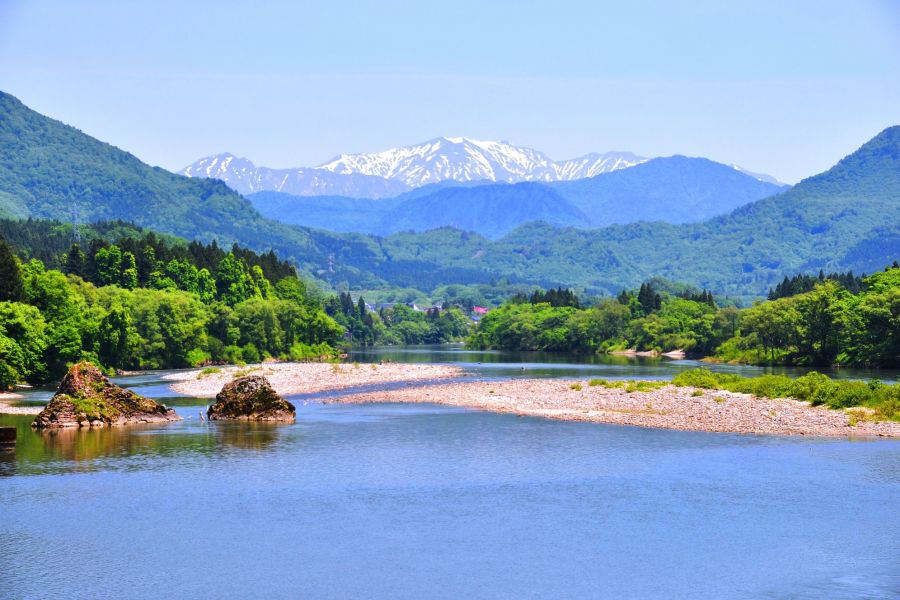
xmin=0 ymin=91 xmax=324 ymax=269
xmin=1 ymin=90 xmax=897 ymax=300
xmin=376 ymin=126 xmax=900 ymax=299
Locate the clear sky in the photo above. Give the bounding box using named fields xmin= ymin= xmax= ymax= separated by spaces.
xmin=1 ymin=0 xmax=898 ymax=183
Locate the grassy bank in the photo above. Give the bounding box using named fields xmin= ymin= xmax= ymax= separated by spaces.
xmin=671 ymin=368 xmax=899 ymax=421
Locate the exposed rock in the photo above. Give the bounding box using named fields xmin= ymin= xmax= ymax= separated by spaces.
xmin=32 ymin=362 xmax=181 ymax=429
xmin=207 ymin=375 xmax=295 ymax=421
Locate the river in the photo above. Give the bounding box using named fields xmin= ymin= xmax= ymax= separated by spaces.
xmin=1 ymin=352 xmax=898 ymax=599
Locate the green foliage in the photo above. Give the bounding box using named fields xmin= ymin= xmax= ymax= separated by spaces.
xmin=0 ymin=237 xmax=24 ymax=302
xmin=722 ymin=271 xmax=900 ymax=367
xmin=0 ymin=250 xmax=343 ymax=385
xmin=671 ymin=368 xmax=899 ymax=420
xmin=471 ymin=288 xmax=728 ymax=354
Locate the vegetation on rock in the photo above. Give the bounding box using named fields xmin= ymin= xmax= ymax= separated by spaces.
xmin=32 ymin=361 xmax=180 ymax=428
xmin=207 ymin=375 xmax=295 ymax=421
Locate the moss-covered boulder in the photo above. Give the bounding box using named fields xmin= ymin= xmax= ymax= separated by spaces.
xmin=32 ymin=362 xmax=181 ymax=429
xmin=207 ymin=375 xmax=295 ymax=421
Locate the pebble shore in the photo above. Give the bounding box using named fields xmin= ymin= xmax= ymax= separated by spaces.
xmin=10 ymin=363 xmax=896 ymax=437
xmin=166 ymin=362 xmax=466 ymax=398
xmin=329 ymin=378 xmax=899 ymax=438
xmin=0 ymin=392 xmax=41 ymax=415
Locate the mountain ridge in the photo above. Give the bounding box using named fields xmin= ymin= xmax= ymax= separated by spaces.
xmin=1 ymin=89 xmax=895 ymax=300
xmin=247 ymin=156 xmax=788 ymax=237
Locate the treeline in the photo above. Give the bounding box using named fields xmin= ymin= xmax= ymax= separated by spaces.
xmin=470 ymin=266 xmax=900 ymax=368
xmin=0 ymin=235 xmax=341 ymax=388
xmin=0 ymin=219 xmax=296 ymax=286
xmin=720 ymin=268 xmax=899 ymax=367
xmin=470 ymin=282 xmax=733 ymax=355
xmin=510 ymin=287 xmax=581 ymax=308
xmin=326 ymin=292 xmax=471 ymax=345
xmin=767 ymin=268 xmax=872 ymax=300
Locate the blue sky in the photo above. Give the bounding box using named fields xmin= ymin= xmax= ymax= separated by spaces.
xmin=1 ymin=0 xmax=898 ymax=183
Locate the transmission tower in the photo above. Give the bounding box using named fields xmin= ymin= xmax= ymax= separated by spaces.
xmin=71 ymin=204 xmax=81 ymax=243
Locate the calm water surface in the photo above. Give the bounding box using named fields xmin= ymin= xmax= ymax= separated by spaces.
xmin=349 ymin=344 xmax=900 ymax=382
xmin=1 ymin=362 xmax=898 ymax=599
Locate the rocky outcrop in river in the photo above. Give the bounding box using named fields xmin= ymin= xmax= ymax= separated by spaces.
xmin=207 ymin=375 xmax=295 ymax=421
xmin=32 ymin=362 xmax=181 ymax=429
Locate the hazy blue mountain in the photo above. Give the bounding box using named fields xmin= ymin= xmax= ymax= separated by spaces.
xmin=247 ymin=157 xmax=787 ymax=236
xmin=377 ymin=182 xmax=589 ymax=238
xmin=249 ymin=192 xmax=403 ymax=233
xmin=549 ymin=156 xmax=789 ymax=226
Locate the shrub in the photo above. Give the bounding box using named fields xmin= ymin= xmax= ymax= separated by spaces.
xmin=222 ymin=345 xmax=243 ymax=365
xmin=570 ymin=383 xmax=583 ymax=391
xmin=241 ymin=343 xmax=261 ymax=364
xmin=810 ymin=380 xmax=873 ymax=409
xmin=672 ymin=368 xmax=722 ymax=389
xmin=726 ymin=374 xmax=794 ymax=398
xmin=185 ymin=348 xmax=211 ymax=367
xmin=289 ymin=342 xmax=334 ymax=361
xmin=788 ymin=371 xmax=830 ymax=401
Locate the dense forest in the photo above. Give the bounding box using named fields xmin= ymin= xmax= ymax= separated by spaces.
xmin=470 ymin=266 xmax=900 ymax=368
xmin=0 ymin=226 xmax=473 ymax=389
xmin=0 ymin=234 xmax=342 ymax=388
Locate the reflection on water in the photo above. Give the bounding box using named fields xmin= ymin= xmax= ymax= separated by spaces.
xmin=1 ymin=369 xmax=899 ymax=599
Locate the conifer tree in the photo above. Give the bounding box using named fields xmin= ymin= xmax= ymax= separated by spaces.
xmin=0 ymin=238 xmax=24 ymax=302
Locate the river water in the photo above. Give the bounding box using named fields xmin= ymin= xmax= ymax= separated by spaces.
xmin=1 ymin=353 xmax=898 ymax=599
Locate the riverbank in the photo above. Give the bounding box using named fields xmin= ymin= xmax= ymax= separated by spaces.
xmin=0 ymin=392 xmax=41 ymax=415
xmin=165 ymin=362 xmax=467 ymax=397
xmin=327 ymin=378 xmax=899 ymax=438
xmin=168 ymin=363 xmax=898 ymax=437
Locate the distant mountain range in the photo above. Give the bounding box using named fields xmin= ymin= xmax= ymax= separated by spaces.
xmin=181 ymin=137 xmax=782 ymax=198
xmin=181 ymin=153 xmax=410 ymax=199
xmin=248 ymin=157 xmax=788 ymax=237
xmin=1 ymin=89 xmax=896 ymax=299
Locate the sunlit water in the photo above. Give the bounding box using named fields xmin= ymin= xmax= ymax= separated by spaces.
xmin=1 ymin=357 xmax=898 ymax=599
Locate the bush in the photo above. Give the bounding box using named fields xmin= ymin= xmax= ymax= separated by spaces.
xmin=726 ymin=374 xmax=794 ymax=398
xmin=289 ymin=342 xmax=334 ymax=361
xmin=672 ymin=368 xmax=723 ymax=389
xmin=185 ymin=348 xmax=211 ymax=367
xmin=808 ymin=380 xmax=873 ymax=409
xmin=787 ymin=371 xmax=830 ymax=401
xmin=222 ymin=345 xmax=243 ymax=365
xmin=241 ymin=343 xmax=261 ymax=364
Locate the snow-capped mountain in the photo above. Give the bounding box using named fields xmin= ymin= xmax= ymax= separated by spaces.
xmin=180 ymin=153 xmax=410 ymax=198
xmin=180 ymin=138 xmax=781 ymax=197
xmin=554 ymin=151 xmax=648 ymax=180
xmin=317 ymin=137 xmax=645 ymax=187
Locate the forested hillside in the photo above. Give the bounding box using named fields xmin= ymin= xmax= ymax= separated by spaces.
xmin=0 ymin=91 xmax=321 ymax=267
xmin=1 ymin=90 xmax=897 ymax=300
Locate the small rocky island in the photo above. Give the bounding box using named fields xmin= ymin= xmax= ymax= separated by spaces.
xmin=32 ymin=362 xmax=181 ymax=429
xmin=208 ymin=375 xmax=295 ymax=421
